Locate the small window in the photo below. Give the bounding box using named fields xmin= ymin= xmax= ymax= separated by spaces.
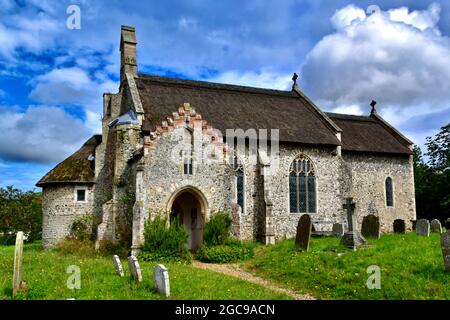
xmin=75 ymin=188 xmax=87 ymax=203
xmin=385 ymin=177 xmax=394 ymax=207
xmin=184 ymin=158 xmax=193 ymax=175
xmin=233 ymin=155 xmax=245 ymax=211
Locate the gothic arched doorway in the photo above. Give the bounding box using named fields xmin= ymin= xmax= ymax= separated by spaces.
xmin=168 ymin=188 xmax=207 ymax=251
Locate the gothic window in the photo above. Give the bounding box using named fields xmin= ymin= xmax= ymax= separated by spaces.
xmin=289 ymin=156 xmax=316 ymax=213
xmin=385 ymin=177 xmax=393 ymax=207
xmin=233 ymin=155 xmax=245 ymax=211
xmin=183 ymin=157 xmax=193 ymax=175
xmin=182 ymin=127 xmax=194 ymax=175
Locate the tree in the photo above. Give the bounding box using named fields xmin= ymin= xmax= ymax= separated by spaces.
xmin=413 ymin=123 xmax=450 ymax=222
xmin=0 ymin=186 xmax=42 ymax=245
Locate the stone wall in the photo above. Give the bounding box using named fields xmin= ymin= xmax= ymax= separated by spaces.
xmin=42 ymin=184 xmax=95 ymax=248
xmin=343 ymin=153 xmax=416 ymax=232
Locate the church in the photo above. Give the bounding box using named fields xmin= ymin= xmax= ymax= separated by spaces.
xmin=37 ymin=26 xmax=416 ymax=253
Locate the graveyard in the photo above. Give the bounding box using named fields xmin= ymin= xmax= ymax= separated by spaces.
xmin=1 ymin=227 xmax=448 ymax=300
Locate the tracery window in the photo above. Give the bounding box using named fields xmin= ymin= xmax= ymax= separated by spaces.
xmin=385 ymin=177 xmax=393 ymax=207
xmin=289 ymin=156 xmax=316 ymax=213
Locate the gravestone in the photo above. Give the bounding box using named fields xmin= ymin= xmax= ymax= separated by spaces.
xmin=13 ymin=231 xmax=26 ymax=296
xmin=127 ymin=256 xmax=142 ymax=282
xmin=430 ymin=219 xmax=442 ymax=233
xmin=361 ymin=214 xmax=380 ymax=239
xmin=332 ymin=223 xmax=345 ymax=237
xmin=295 ymin=214 xmax=312 ymax=251
xmin=294 ymin=214 xmax=312 ymax=251
xmin=112 ymin=255 xmax=124 ymax=277
xmin=393 ymin=219 xmax=406 ymax=234
xmin=441 ymin=231 xmax=450 ymax=272
xmin=416 ymin=219 xmax=430 ymax=237
xmin=154 ymin=264 xmax=170 ymax=297
xmin=340 ymin=198 xmax=367 ymax=250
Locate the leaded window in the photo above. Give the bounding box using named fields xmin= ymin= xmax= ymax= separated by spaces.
xmin=289 ymin=156 xmax=316 ymax=213
xmin=233 ymin=155 xmax=245 ymax=211
xmin=385 ymin=177 xmax=393 ymax=207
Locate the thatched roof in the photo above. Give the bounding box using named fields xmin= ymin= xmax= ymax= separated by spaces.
xmin=36 ymin=135 xmax=102 ymax=187
xmin=136 ymin=74 xmax=341 ymax=146
xmin=326 ymin=113 xmax=412 ymax=155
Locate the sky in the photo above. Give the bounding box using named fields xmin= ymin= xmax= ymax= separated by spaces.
xmin=0 ymin=0 xmax=449 ymax=190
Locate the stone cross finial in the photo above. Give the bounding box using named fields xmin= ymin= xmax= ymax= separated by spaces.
xmin=292 ymin=73 xmax=299 ymax=90
xmin=343 ymin=197 xmax=356 ymax=232
xmin=370 ymin=100 xmax=377 ymax=115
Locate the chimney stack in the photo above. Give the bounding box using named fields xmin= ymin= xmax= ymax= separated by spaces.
xmin=120 ymin=25 xmax=137 ymax=85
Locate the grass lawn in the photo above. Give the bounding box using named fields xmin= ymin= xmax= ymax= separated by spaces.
xmin=0 ymin=243 xmax=291 ymax=300
xmin=242 ymin=232 xmax=449 ymax=300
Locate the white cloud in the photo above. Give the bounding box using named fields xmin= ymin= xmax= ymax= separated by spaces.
xmin=302 ymin=3 xmax=450 ymax=118
xmin=209 ymin=69 xmax=292 ymax=90
xmin=0 ymin=106 xmax=91 ymax=163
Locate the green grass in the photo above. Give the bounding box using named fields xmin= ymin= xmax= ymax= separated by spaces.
xmin=0 ymin=243 xmax=291 ymax=300
xmin=242 ymin=232 xmax=450 ymax=300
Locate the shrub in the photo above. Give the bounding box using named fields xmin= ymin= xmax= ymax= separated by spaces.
xmin=97 ymin=240 xmax=130 ymax=258
xmin=141 ymin=215 xmax=191 ymax=263
xmin=55 ymin=238 xmax=95 ymax=256
xmin=69 ymin=215 xmax=95 ymax=241
xmin=445 ymin=218 xmax=450 ymax=230
xmin=196 ymin=241 xmax=254 ymax=263
xmin=203 ymin=212 xmax=232 ymax=246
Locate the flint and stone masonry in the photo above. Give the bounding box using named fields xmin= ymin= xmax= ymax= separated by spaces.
xmin=37 ymin=26 xmax=416 ymax=251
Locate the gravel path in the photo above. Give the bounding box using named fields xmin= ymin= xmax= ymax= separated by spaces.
xmin=193 ymin=261 xmax=315 ymax=300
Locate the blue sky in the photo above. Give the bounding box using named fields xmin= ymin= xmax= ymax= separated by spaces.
xmin=0 ymin=0 xmax=450 ymax=190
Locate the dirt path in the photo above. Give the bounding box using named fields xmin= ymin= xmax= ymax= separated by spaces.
xmin=193 ymin=261 xmax=315 ymax=300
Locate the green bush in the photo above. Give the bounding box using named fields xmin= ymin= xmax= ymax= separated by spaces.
xmin=69 ymin=215 xmax=95 ymax=241
xmin=0 ymin=186 xmax=42 ymax=244
xmin=141 ymin=215 xmax=191 ymax=263
xmin=196 ymin=242 xmax=254 ymax=263
xmin=203 ymin=212 xmax=232 ymax=246
xmin=445 ymin=218 xmax=450 ymax=230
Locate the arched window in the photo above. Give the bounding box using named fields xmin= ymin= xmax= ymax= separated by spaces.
xmin=289 ymin=156 xmax=316 ymax=213
xmin=233 ymin=155 xmax=245 ymax=211
xmin=385 ymin=177 xmax=393 ymax=207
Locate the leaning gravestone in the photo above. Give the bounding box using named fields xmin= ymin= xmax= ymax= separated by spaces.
xmin=431 ymin=219 xmax=442 ymax=233
xmin=332 ymin=223 xmax=344 ymax=237
xmin=154 ymin=264 xmax=170 ymax=297
xmin=441 ymin=231 xmax=450 ymax=272
xmin=13 ymin=231 xmax=26 ymax=296
xmin=393 ymin=219 xmax=406 ymax=234
xmin=361 ymin=214 xmax=380 ymax=239
xmin=127 ymin=256 xmax=142 ymax=282
xmin=112 ymin=255 xmax=124 ymax=277
xmin=295 ymin=214 xmax=312 ymax=251
xmin=416 ymin=219 xmax=430 ymax=237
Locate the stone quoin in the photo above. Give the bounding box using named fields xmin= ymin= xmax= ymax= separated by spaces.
xmin=36 ymin=25 xmax=417 ymax=251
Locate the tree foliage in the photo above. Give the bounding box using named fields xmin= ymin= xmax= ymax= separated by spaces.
xmin=0 ymin=186 xmax=42 ymax=245
xmin=414 ymin=123 xmax=450 ymax=222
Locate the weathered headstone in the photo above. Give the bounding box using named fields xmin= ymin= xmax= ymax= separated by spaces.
xmin=127 ymin=256 xmax=142 ymax=282
xmin=361 ymin=214 xmax=380 ymax=239
xmin=12 ymin=231 xmax=26 ymax=296
xmin=332 ymin=223 xmax=345 ymax=237
xmin=340 ymin=198 xmax=367 ymax=250
xmin=112 ymin=255 xmax=124 ymax=277
xmin=416 ymin=219 xmax=430 ymax=237
xmin=295 ymin=214 xmax=312 ymax=251
xmin=154 ymin=264 xmax=170 ymax=297
xmin=393 ymin=219 xmax=406 ymax=233
xmin=431 ymin=219 xmax=442 ymax=233
xmin=441 ymin=231 xmax=450 ymax=272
